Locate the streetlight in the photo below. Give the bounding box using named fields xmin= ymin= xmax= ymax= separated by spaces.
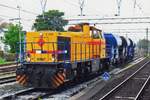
xmin=17 ymin=6 xmax=22 ymax=62
xmin=9 ymin=6 xmax=22 ymax=62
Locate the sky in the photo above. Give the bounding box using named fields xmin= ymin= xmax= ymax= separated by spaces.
xmin=0 ymin=0 xmax=150 ymax=42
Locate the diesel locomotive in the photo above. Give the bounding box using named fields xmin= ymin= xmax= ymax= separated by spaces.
xmin=16 ymin=23 xmax=135 ymax=88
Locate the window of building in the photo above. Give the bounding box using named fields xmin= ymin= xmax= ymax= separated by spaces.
xmin=0 ymin=36 xmax=3 ymax=40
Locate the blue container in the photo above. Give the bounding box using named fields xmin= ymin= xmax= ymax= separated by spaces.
xmin=104 ymin=33 xmax=122 ymax=64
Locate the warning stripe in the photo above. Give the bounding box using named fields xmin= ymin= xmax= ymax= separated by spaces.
xmin=51 ymin=76 xmax=59 ymax=88
xmin=51 ymin=77 xmax=60 ymax=87
xmin=21 ymin=76 xmax=28 ymax=85
xmin=62 ymin=72 xmax=66 ymax=78
xmin=57 ymin=73 xmax=65 ymax=82
xmin=16 ymin=75 xmax=22 ymax=82
xmin=54 ymin=75 xmax=63 ymax=84
xmin=51 ymin=72 xmax=66 ymax=88
xmin=20 ymin=77 xmax=27 ymax=85
xmin=16 ymin=75 xmax=21 ymax=81
xmin=18 ymin=75 xmax=26 ymax=83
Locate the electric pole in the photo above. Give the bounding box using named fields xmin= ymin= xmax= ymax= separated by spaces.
xmin=9 ymin=7 xmax=22 ymax=62
xmin=17 ymin=5 xmax=22 ymax=62
xmin=126 ymin=33 xmax=128 ymax=38
xmin=134 ymin=0 xmax=136 ymax=8
xmin=79 ymin=0 xmax=85 ymax=16
xmin=40 ymin=0 xmax=47 ymax=19
xmin=116 ymin=0 xmax=123 ymax=16
xmin=146 ymin=28 xmax=149 ymax=56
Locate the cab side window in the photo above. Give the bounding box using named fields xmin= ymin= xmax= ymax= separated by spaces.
xmin=92 ymin=30 xmax=100 ymax=39
xmin=101 ymin=32 xmax=105 ymax=39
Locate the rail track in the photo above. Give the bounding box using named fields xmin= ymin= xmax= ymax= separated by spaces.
xmin=0 ymin=57 xmax=144 ymax=99
xmin=0 ymin=64 xmax=17 ymax=73
xmin=0 ymin=63 xmax=18 ymax=85
xmin=0 ymin=63 xmax=18 ymax=77
xmin=0 ymin=74 xmax=100 ymax=100
xmin=99 ymin=60 xmax=150 ymax=100
xmin=0 ymin=63 xmax=16 ymax=67
xmin=0 ymin=76 xmax=16 ymax=84
xmin=0 ymin=88 xmax=56 ymax=100
xmin=134 ymin=75 xmax=150 ymax=100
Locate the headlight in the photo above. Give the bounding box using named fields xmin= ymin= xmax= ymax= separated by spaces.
xmin=26 ymin=57 xmax=31 ymax=62
xmin=52 ymin=54 xmax=57 ymax=61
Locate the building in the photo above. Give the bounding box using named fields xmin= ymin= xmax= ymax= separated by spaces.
xmin=0 ymin=29 xmax=9 ymax=52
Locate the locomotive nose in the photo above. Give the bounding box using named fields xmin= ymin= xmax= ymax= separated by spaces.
xmin=27 ymin=66 xmax=58 ymax=88
xmin=33 ymin=68 xmax=56 ymax=88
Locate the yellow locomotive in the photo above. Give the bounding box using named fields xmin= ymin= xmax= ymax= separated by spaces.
xmin=16 ymin=23 xmax=108 ymax=88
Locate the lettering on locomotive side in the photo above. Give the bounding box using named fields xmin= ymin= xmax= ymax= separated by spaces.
xmin=58 ymin=33 xmax=62 ymax=35
xmin=37 ymin=58 xmax=46 ymax=61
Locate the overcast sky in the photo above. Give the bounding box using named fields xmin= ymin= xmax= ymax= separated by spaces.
xmin=0 ymin=0 xmax=150 ymax=42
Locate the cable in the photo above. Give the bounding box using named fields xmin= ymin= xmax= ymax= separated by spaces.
xmin=69 ymin=21 xmax=150 ymax=25
xmin=0 ymin=14 xmax=15 ymax=19
xmin=0 ymin=3 xmax=38 ymax=15
xmin=67 ymin=16 xmax=150 ymax=21
xmin=0 ymin=14 xmax=34 ymax=25
xmin=131 ymin=0 xmax=144 ymax=14
xmin=0 ymin=14 xmax=35 ymax=21
xmin=107 ymin=31 xmax=148 ymax=33
xmin=63 ymin=0 xmax=79 ymax=8
xmin=63 ymin=0 xmax=103 ymax=16
xmin=106 ymin=28 xmax=148 ymax=31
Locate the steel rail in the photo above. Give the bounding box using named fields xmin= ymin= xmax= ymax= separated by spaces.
xmin=99 ymin=60 xmax=150 ymax=100
xmin=0 ymin=76 xmax=16 ymax=84
xmin=0 ymin=57 xmax=144 ymax=99
xmin=0 ymin=87 xmax=55 ymax=100
xmin=134 ymin=74 xmax=150 ymax=100
xmin=0 ymin=63 xmax=17 ymax=67
xmin=0 ymin=88 xmax=35 ymax=100
xmin=0 ymin=71 xmax=16 ymax=76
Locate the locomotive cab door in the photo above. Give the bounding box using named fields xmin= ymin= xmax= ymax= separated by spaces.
xmin=57 ymin=36 xmax=71 ymax=61
xmin=90 ymin=29 xmax=102 ymax=58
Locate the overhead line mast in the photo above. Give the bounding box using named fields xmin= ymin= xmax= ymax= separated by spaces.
xmin=116 ymin=0 xmax=123 ymax=16
xmin=79 ymin=0 xmax=85 ymax=16
xmin=40 ymin=0 xmax=47 ymax=19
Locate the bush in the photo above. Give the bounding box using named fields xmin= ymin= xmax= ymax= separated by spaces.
xmin=0 ymin=51 xmax=4 ymax=58
xmin=0 ymin=57 xmax=6 ymax=64
xmin=4 ymin=53 xmax=16 ymax=61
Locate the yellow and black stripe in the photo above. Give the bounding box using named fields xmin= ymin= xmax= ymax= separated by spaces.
xmin=51 ymin=72 xmax=66 ymax=88
xmin=16 ymin=74 xmax=28 ymax=86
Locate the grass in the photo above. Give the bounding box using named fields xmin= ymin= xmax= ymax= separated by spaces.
xmin=0 ymin=57 xmax=6 ymax=64
xmin=0 ymin=57 xmax=15 ymax=65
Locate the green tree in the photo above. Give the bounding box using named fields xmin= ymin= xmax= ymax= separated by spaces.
xmin=137 ymin=39 xmax=150 ymax=49
xmin=33 ymin=10 xmax=68 ymax=31
xmin=3 ymin=24 xmax=24 ymax=53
